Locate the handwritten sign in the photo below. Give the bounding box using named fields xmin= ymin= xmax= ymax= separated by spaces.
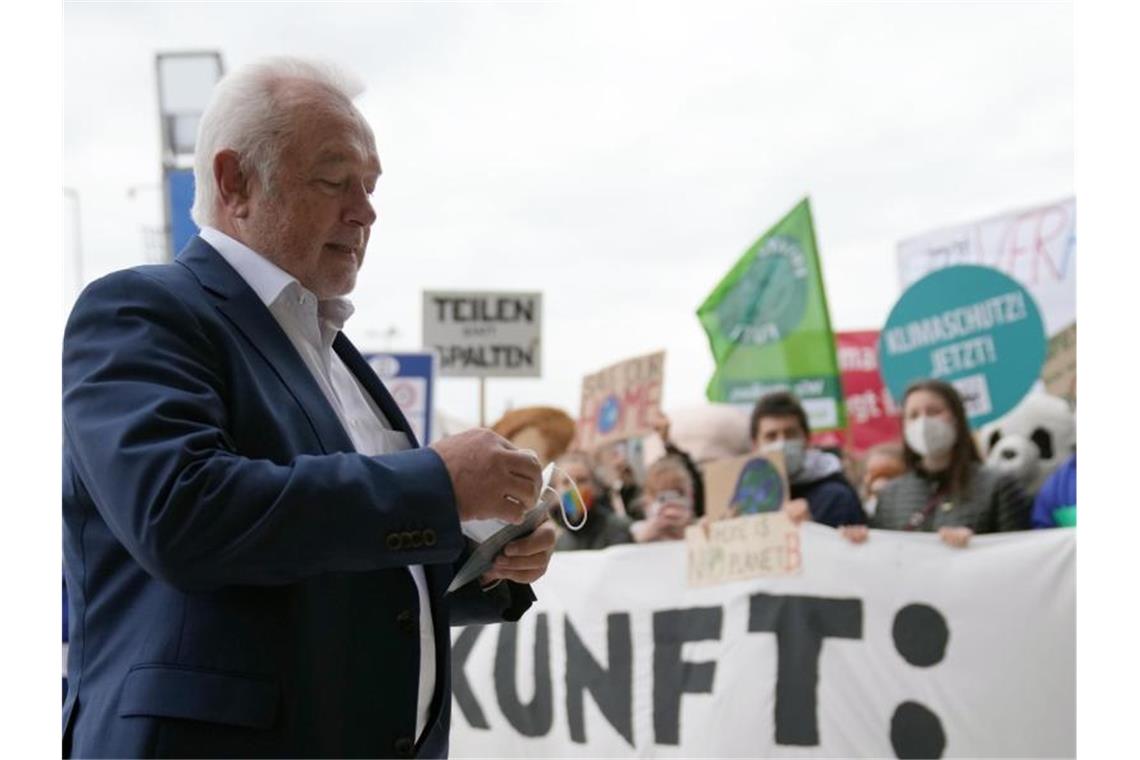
xmin=897 ymin=197 xmax=1075 ymax=337
xmin=577 ymin=351 xmax=665 ymax=450
xmin=700 ymin=452 xmax=789 ymax=521
xmin=686 ymin=512 xmax=802 ymax=587
xmin=1041 ymin=322 xmax=1076 ymax=405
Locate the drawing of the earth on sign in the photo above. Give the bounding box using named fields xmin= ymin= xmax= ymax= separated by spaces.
xmin=730 ymin=457 xmax=786 ymax=515
xmin=597 ymin=394 xmax=621 ymax=434
xmin=714 ymin=235 xmax=809 ymax=347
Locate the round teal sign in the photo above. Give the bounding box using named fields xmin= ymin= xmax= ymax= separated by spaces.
xmin=879 ymin=265 xmax=1046 ymax=429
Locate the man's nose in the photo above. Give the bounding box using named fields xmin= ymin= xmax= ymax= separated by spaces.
xmin=344 ymin=184 xmax=377 ymax=228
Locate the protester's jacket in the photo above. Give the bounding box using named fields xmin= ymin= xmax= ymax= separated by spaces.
xmin=871 ymin=462 xmax=1031 ymax=533
xmin=788 ymin=449 xmax=867 ymax=527
xmin=554 ymin=495 xmax=634 ymax=552
xmin=1031 ymin=454 xmax=1076 ymax=528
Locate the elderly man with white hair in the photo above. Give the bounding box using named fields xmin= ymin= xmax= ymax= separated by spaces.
xmin=62 ymin=57 xmax=556 ymax=758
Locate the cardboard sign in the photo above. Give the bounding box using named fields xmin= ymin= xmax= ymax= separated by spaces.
xmin=686 ymin=512 xmax=802 ymax=587
xmin=835 ymin=330 xmax=902 ymax=453
xmin=700 ymin=451 xmax=790 ymax=522
xmin=577 ymin=351 xmax=665 ymax=450
xmin=421 ymin=290 xmax=542 ymax=378
xmin=1041 ymin=322 xmax=1076 ymax=404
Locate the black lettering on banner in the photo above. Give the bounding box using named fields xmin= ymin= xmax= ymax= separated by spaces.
xmin=451 ymin=625 xmax=490 ymax=729
xmin=564 ymin=614 xmax=634 ymax=746
xmin=748 ymin=593 xmax=862 ymax=746
xmin=494 ymin=615 xmax=553 ymax=737
xmin=652 ymin=606 xmax=723 ymax=745
xmin=892 ymin=604 xmax=949 ymax=668
xmin=891 ymin=701 xmax=946 ymax=759
xmin=890 ymin=604 xmax=949 ymax=758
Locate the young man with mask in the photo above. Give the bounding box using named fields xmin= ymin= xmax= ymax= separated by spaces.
xmin=749 ymin=392 xmax=866 ymax=528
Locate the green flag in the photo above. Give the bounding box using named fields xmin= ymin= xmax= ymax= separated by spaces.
xmin=697 ymin=197 xmax=845 ymax=432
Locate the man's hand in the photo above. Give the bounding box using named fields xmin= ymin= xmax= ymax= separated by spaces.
xmin=430 ymin=428 xmax=542 ymax=524
xmin=938 ymin=526 xmax=974 ymax=548
xmin=481 ymin=520 xmax=557 ymax=585
xmin=839 ymin=525 xmax=869 ymax=544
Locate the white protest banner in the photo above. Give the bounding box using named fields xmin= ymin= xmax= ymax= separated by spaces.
xmin=422 ymin=291 xmax=542 ymax=377
xmin=450 ymin=526 xmax=1074 ymax=758
xmin=577 ymin=351 xmax=665 ymax=451
xmin=897 ymin=197 xmax=1075 ymax=337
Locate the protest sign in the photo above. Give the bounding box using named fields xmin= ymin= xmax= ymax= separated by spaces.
xmin=422 ymin=291 xmax=542 ymax=377
xmin=835 ymin=330 xmax=902 ymax=453
xmin=879 ymin=266 xmax=1047 ymax=428
xmin=700 ymin=452 xmax=788 ymax=521
xmin=449 ymin=527 xmax=1075 ymax=758
xmin=697 ymin=198 xmax=845 ymax=431
xmin=686 ymin=512 xmax=801 ymax=588
xmin=1042 ymin=322 xmax=1076 ymax=405
xmin=577 ymin=351 xmax=665 ymax=451
xmin=897 ymin=197 xmax=1075 ymax=336
xmin=363 ymin=351 xmax=437 ymax=444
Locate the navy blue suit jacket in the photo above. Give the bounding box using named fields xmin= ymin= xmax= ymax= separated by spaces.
xmin=62 ymin=237 xmax=533 ymax=758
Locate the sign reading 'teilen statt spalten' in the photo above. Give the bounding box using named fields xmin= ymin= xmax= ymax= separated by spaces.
xmin=422 ymin=291 xmax=542 ymax=378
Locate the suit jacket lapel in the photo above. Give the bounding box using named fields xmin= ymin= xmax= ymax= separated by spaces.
xmin=176 ymin=237 xmax=356 ymax=455
xmin=333 ymin=335 xmax=420 ymax=448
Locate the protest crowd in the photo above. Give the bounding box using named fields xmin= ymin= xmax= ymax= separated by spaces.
xmin=501 ymin=380 xmax=1073 ymax=556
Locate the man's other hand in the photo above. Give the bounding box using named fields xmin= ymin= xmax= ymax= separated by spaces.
xmin=431 ymin=428 xmax=543 ymax=524
xmin=481 ymin=519 xmax=557 ymax=585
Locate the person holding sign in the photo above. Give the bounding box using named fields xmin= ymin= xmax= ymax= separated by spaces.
xmin=840 ymin=379 xmax=1030 ymax=547
xmin=749 ymin=392 xmax=866 ymax=528
xmin=630 ymin=457 xmax=697 ymax=542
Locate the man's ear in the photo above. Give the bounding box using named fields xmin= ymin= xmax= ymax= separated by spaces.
xmin=214 ymin=150 xmax=252 ymax=218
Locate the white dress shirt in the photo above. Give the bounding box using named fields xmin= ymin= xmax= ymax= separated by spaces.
xmin=199 ymin=226 xmax=436 ymax=741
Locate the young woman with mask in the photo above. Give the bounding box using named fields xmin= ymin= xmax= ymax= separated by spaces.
xmin=840 ymin=379 xmax=1030 ymax=548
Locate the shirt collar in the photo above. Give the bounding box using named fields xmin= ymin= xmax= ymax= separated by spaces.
xmin=199 ymin=226 xmax=355 ymax=329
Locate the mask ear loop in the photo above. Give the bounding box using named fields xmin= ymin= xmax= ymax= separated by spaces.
xmin=547 ymin=465 xmax=589 ymax=532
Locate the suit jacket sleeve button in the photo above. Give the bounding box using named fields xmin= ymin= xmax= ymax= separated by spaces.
xmin=394 ymin=737 xmax=414 ymax=757
xmin=386 ymin=533 xmax=402 ymax=550
xmin=423 ymin=529 xmax=437 ymax=547
xmin=409 ymin=530 xmax=424 ymax=548
xmin=400 ymin=531 xmax=415 ymax=550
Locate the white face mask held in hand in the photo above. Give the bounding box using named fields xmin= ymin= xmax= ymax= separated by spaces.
xmin=760 ymin=438 xmax=806 ymax=477
xmin=905 ymin=416 xmax=957 ymax=458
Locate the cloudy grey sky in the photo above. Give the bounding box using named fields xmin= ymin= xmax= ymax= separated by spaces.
xmin=63 ymin=1 xmax=1073 ymax=425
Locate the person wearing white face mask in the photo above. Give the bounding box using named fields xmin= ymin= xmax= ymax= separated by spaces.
xmin=840 ymin=379 xmax=1030 ymax=548
xmin=748 ymin=392 xmax=866 ymax=528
